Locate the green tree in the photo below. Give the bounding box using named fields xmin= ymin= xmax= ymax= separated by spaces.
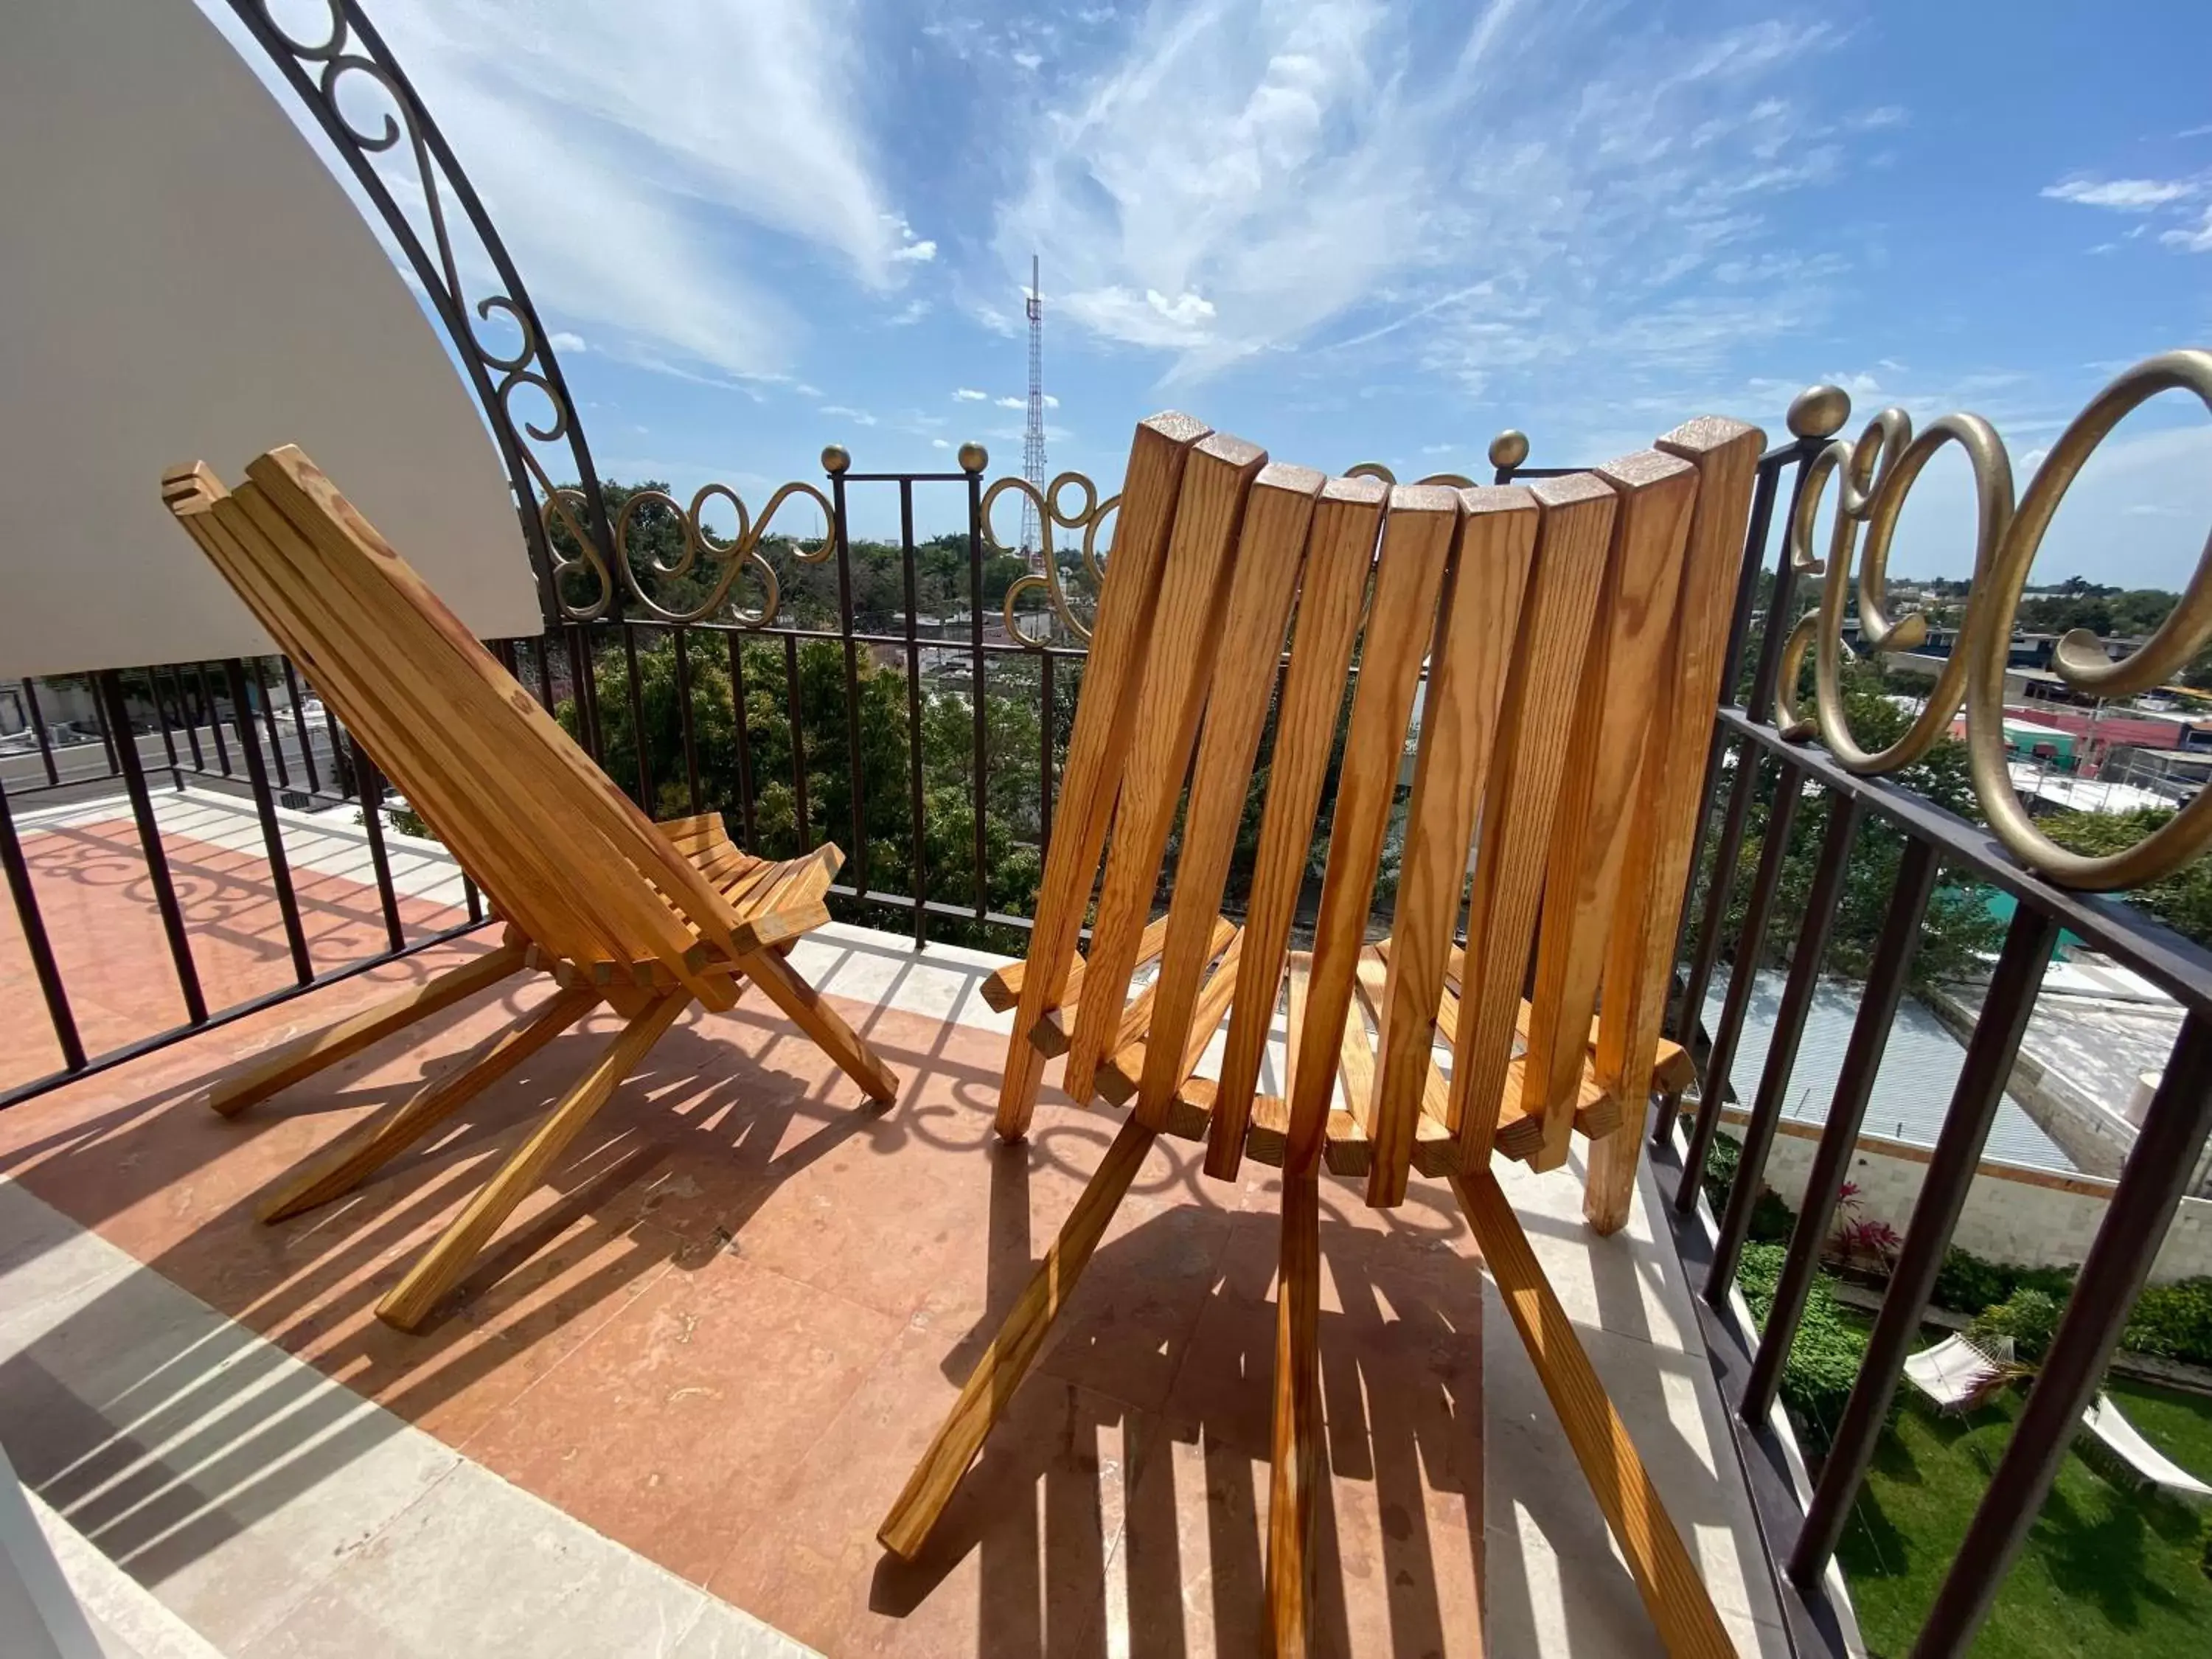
xmin=2038 ymin=805 xmax=2212 ymax=947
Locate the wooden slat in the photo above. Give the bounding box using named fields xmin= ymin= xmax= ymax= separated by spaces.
xmin=1266 ymin=1172 xmax=1324 ymax=1655
xmin=204 ymin=944 xmax=526 ymax=1117
xmin=1525 ymin=451 xmax=1698 ymax=1172
xmin=1585 ymin=416 xmax=1766 ymax=1234
xmin=1029 ymin=916 xmax=1235 ymax=1062
xmin=733 ymin=942 xmax=901 ymax=1105
xmin=879 ymin=1116 xmax=1157 ymax=1559
xmin=1208 ymin=478 xmax=1388 ymax=1177
xmin=1281 ymin=486 xmax=1458 ymax=1177
xmin=1135 ymin=463 xmax=1324 ymax=1130
xmin=1061 ymin=433 xmax=1268 ymax=1104
xmin=980 ymin=915 xmax=1172 ymax=1015
xmin=993 ymin=415 xmax=1209 ymax=1137
xmin=377 ymin=988 xmax=692 ymax=1330
xmin=1447 ymin=474 xmax=1616 ymax=1165
xmin=1449 ymin=1168 xmax=1735 ymax=1658
xmin=1368 ymin=487 xmax=1538 ymax=1205
xmin=260 ymin=985 xmax=601 ymax=1222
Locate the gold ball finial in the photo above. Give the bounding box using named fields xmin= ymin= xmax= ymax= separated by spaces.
xmin=957 ymin=441 xmax=988 ymax=474
xmin=1487 ymin=428 xmax=1530 ymax=472
xmin=820 ymin=444 xmax=851 ymax=476
xmin=1787 ymin=384 xmax=1851 ymax=440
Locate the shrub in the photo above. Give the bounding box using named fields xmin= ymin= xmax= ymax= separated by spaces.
xmin=1700 ymin=1133 xmax=1799 ymax=1245
xmin=1737 ymin=1242 xmax=1877 ymax=1454
xmin=1931 ymin=1248 xmax=2076 ymax=1318
xmin=2123 ymin=1277 xmax=2212 ymax=1366
xmin=1971 ymin=1288 xmax=2063 ymax=1363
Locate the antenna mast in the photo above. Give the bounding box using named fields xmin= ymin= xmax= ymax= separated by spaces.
xmin=1020 ymin=254 xmax=1046 ymax=568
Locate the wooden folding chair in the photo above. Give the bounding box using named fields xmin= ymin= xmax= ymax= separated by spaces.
xmin=877 ymin=412 xmax=1763 ymax=1655
xmin=160 ymin=447 xmax=897 ymax=1331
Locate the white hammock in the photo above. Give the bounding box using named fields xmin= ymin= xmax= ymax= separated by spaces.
xmin=2079 ymin=1393 xmax=2212 ymax=1504
xmin=1902 ymin=1333 xmax=2014 ymax=1413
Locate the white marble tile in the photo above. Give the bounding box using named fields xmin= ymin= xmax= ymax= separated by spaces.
xmin=1488 ymin=1153 xmax=1703 ymax=1354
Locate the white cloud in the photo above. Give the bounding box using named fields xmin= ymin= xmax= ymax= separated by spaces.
xmin=249 ymin=0 xmax=916 ymax=379
xmin=1044 ymin=394 xmax=1061 ymax=408
xmin=820 ymin=404 xmax=878 ymax=425
xmin=996 ymin=2 xmax=1860 ymax=390
xmin=548 ymin=330 xmax=588 ymax=352
xmin=2042 ymin=176 xmax=2197 ymax=211
xmin=932 ymin=438 xmax=952 ymax=449
xmin=891 ymin=240 xmax=939 ymax=263
xmin=2161 ymin=206 xmax=2212 ymax=253
xmin=995 ymin=395 xmax=1026 ymax=408
xmin=953 ymin=387 xmax=990 ymax=400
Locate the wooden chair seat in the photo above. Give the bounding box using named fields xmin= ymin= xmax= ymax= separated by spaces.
xmin=880 ymin=411 xmax=1765 ymax=1656
xmin=162 ymin=447 xmax=897 ymax=1332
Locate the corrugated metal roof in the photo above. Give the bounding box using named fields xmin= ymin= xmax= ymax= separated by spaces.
xmin=1702 ymin=969 xmax=2081 ymax=1175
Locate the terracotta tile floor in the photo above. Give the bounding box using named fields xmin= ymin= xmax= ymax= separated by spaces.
xmin=0 ymin=818 xmax=1492 ymax=1655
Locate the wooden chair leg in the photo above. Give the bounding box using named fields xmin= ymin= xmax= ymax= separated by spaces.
xmin=1583 ymin=1122 xmax=1641 ymax=1237
xmin=1447 ymin=1167 xmax=1733 ymax=1659
xmin=1266 ymin=1172 xmax=1324 ymax=1657
xmin=878 ymin=1116 xmax=1155 ymax=1559
xmin=732 ymin=945 xmax=900 ymax=1104
xmin=375 ymin=989 xmax=689 ymax=1332
xmin=258 ymin=986 xmax=601 ymax=1224
xmin=206 ymin=943 xmax=528 ymax=1118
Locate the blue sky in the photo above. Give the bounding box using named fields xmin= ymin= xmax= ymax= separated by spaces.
xmin=214 ymin=0 xmax=2211 ymax=582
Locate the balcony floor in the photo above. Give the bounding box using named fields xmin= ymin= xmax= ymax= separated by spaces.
xmin=0 ymin=788 xmax=1792 ymax=1656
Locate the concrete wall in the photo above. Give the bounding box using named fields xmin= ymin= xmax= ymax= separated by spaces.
xmin=1725 ymin=1110 xmax=2212 ymax=1284
xmin=0 ymin=0 xmax=541 ymax=678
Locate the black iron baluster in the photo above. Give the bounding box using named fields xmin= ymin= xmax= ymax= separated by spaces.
xmin=830 ymin=467 xmax=869 ymax=896
xmin=170 ymin=669 xmax=207 ymax=773
xmin=224 ymin=660 xmax=313 ymax=984
xmin=0 ymin=773 xmax=85 ymax=1071
xmin=673 ymin=626 xmax=702 ymax=816
xmin=1913 ymin=1013 xmax=2212 ymax=1657
xmin=282 ymin=660 xmax=321 ymax=794
xmin=1039 ymin=652 xmax=1056 ymax=858
xmin=785 ymin=633 xmax=809 ymax=848
xmin=533 ymin=635 xmax=556 ymax=711
xmin=1715 ymin=453 xmax=1787 ymax=712
xmin=900 ymin=479 xmax=927 ymax=947
xmin=350 ymin=737 xmax=407 ymax=954
xmin=569 ymin=625 xmax=605 ymax=760
xmin=967 ymin=467 xmax=987 ymax=919
xmin=199 ymin=664 xmax=232 ymax=774
xmin=89 ymin=678 xmax=121 ymax=776
xmin=1672 ymin=735 xmax=1759 ymax=1054
xmin=1791 ymin=905 xmax=2061 ymax=1587
xmin=1675 ymin=753 xmax=1801 ymax=1211
xmin=1745 ymin=836 xmax=1938 ymax=1422
xmin=251 ymin=661 xmax=292 ymax=789
xmin=1742 ymin=445 xmax=1821 ymax=726
xmin=21 ymin=681 xmax=60 ymax=788
xmin=620 ymin=622 xmax=652 ymax=808
xmin=493 ymin=638 xmax=520 ymax=677
xmin=150 ymin=667 xmax=184 ymax=787
xmin=1705 ymin=791 xmax=1863 ymax=1302
xmin=96 ymin=671 xmax=206 ymax=1024
xmin=725 ymin=632 xmax=757 ymax=849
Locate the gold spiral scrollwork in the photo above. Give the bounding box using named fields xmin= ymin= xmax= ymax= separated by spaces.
xmin=546 ymin=479 xmax=835 ymax=626
xmin=995 ymin=471 xmax=1119 ymax=648
xmin=1343 ymin=462 xmax=1478 ymax=488
xmin=1768 ymin=349 xmax=2212 ymax=891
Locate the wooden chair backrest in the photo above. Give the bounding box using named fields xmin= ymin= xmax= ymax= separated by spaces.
xmin=161 ymin=446 xmax=748 ymax=1004
xmin=1025 ymin=411 xmax=1764 ymax=1207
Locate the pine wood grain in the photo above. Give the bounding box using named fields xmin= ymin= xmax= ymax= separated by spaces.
xmin=1281 ymin=487 xmax=1458 ymax=1178
xmin=1450 ymin=1167 xmax=1735 ymax=1658
xmin=1447 ymin=474 xmax=1616 ymax=1166
xmin=994 ymin=415 xmax=1211 ymax=1137
xmin=1585 ymin=417 xmax=1766 ymax=1234
xmin=1524 ymin=451 xmax=1698 ymax=1172
xmin=203 ymin=944 xmax=526 ymax=1118
xmin=1207 ymin=478 xmax=1388 ymax=1178
xmin=1266 ymin=1172 xmax=1324 ymax=1656
xmin=1136 ymin=463 xmax=1324 ymax=1129
xmin=1369 ymin=487 xmax=1538 ymax=1205
xmin=1061 ymin=434 xmax=1268 ymax=1104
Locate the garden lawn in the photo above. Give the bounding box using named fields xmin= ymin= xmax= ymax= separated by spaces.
xmin=1835 ymin=1378 xmax=2212 ymax=1657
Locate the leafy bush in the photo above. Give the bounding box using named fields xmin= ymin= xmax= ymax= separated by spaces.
xmin=2123 ymin=1278 xmax=2212 ymax=1366
xmin=1932 ymin=1248 xmax=2076 ymax=1318
xmin=1971 ymin=1288 xmax=2064 ymax=1363
xmin=1700 ymin=1133 xmax=1799 ymax=1245
xmin=1737 ymin=1243 xmax=1878 ymax=1454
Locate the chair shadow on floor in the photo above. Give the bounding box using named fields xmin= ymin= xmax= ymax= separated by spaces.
xmin=0 ymin=976 xmax=977 ymax=1604
xmin=866 ymin=1119 xmax=1485 ymax=1658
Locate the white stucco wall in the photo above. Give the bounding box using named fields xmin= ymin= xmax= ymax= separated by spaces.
xmin=1729 ymin=1110 xmax=2212 ymax=1284
xmin=0 ymin=0 xmax=541 ymax=678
